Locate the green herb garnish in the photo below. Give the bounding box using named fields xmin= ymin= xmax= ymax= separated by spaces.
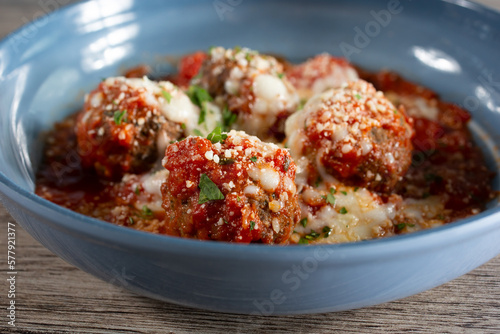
xmin=250 ymin=156 xmax=258 ymax=163
xmin=187 ymin=85 xmax=212 ymax=106
xmin=355 ymin=93 xmax=362 ymax=100
xmin=298 ymin=238 xmax=309 ymax=244
xmin=128 ymin=217 xmax=135 ymax=225
xmin=222 ymin=106 xmax=237 ymax=131
xmin=193 ymin=129 xmax=204 ymax=136
xmin=113 ymin=110 xmax=127 ymax=125
xmin=250 ymin=221 xmax=256 ymax=231
xmin=298 ymin=98 xmax=307 ymax=111
xmin=207 ymin=126 xmax=228 ymax=144
xmin=134 ymin=186 xmax=140 ymax=195
xmin=198 ymin=107 xmax=206 ymax=125
xmin=187 ymin=85 xmax=213 ymax=125
xmin=315 ymin=177 xmax=322 ymax=187
xmin=198 ymin=173 xmax=224 ymax=204
xmin=396 ymin=223 xmax=406 ymax=230
xmin=322 ymin=226 xmax=332 ymax=238
xmin=326 ymin=194 xmax=336 ymax=205
xmin=162 ymin=89 xmax=172 ymax=103
xmin=277 ymin=73 xmax=285 ymax=79
xmin=142 ymin=205 xmax=153 ymax=217
xmin=339 ymin=207 xmax=348 ymax=214
xmin=300 ymin=218 xmax=308 ymax=227
xmin=304 ymin=231 xmax=321 ymax=240
xmin=341 ymin=191 xmax=347 ymax=196
xmin=219 ymin=158 xmax=235 ymax=165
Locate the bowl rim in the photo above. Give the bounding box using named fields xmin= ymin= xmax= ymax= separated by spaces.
xmin=1 ymin=0 xmax=500 ymax=258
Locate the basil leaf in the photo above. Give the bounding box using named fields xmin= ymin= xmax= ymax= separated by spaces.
xmin=198 ymin=173 xmax=224 ymax=204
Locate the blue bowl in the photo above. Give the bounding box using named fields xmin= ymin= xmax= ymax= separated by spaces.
xmin=1 ymin=0 xmax=500 ymax=315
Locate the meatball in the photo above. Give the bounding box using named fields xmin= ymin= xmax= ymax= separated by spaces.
xmin=286 ymin=53 xmax=359 ymax=100
xmin=161 ymin=130 xmax=300 ymax=243
xmin=76 ymin=76 xmax=200 ymax=178
xmin=285 ymin=80 xmax=414 ymax=193
xmin=194 ymin=46 xmax=299 ymax=141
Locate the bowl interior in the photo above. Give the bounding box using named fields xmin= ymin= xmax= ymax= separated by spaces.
xmin=1 ymin=0 xmax=500 ymax=214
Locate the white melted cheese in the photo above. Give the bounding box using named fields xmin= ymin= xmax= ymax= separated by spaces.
xmin=248 ymin=166 xmax=281 ymax=192
xmin=122 ymin=168 xmax=169 ymax=213
xmin=293 ymin=186 xmax=396 ymax=244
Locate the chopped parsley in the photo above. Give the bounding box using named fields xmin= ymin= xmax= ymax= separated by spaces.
xmin=187 ymin=85 xmax=213 ymax=125
xmin=198 ymin=173 xmax=224 ymax=204
xmin=355 ymin=93 xmax=362 ymax=100
xmin=193 ymin=129 xmax=204 ymax=137
xmin=250 ymin=156 xmax=258 ymax=163
xmin=128 ymin=217 xmax=135 ymax=225
xmin=326 ymin=194 xmax=336 ymax=205
xmin=341 ymin=191 xmax=347 ymax=196
xmin=250 ymin=221 xmax=256 ymax=231
xmin=354 ymin=187 xmax=359 ymax=192
xmin=161 ymin=89 xmax=172 ymax=103
xmin=304 ymin=231 xmax=321 ymax=240
xmin=298 ymin=98 xmax=307 ymax=110
xmin=234 ymin=45 xmax=242 ymax=53
xmin=283 ymin=156 xmax=291 ymax=172
xmin=245 ymin=53 xmax=252 ymax=62
xmin=134 ymin=186 xmax=140 ymax=195
xmin=224 ymin=218 xmax=229 ymax=225
xmin=322 ymin=226 xmax=332 ymax=238
xmin=207 ymin=126 xmax=228 ymax=144
xmin=396 ymin=223 xmax=406 ymax=230
xmin=300 ymin=218 xmax=308 ymax=227
xmin=315 ymin=177 xmax=322 ymax=187
xmin=198 ymin=108 xmax=206 ymax=125
xmin=339 ymin=207 xmax=348 ymax=214
xmin=237 ymin=196 xmax=241 ymax=202
xmin=298 ymin=238 xmax=309 ymax=244
xmin=180 ymin=123 xmax=186 ymax=130
xmin=219 ymin=157 xmax=235 ymax=165
xmin=113 ymin=110 xmax=127 ymax=125
xmin=277 ymin=73 xmax=285 ymax=79
xmin=222 ymin=106 xmax=237 ymax=131
xmin=330 ymin=188 xmax=337 ymax=195
xmin=142 ymin=205 xmax=153 ymax=217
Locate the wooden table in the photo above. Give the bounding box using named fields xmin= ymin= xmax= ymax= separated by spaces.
xmin=1 ymin=1 xmax=499 ymax=333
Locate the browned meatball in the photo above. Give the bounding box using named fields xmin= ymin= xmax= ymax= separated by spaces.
xmin=194 ymin=47 xmax=299 ymax=141
xmin=285 ymin=80 xmax=414 ymax=193
xmin=161 ymin=130 xmax=300 ymax=243
xmin=76 ymin=77 xmax=199 ymax=178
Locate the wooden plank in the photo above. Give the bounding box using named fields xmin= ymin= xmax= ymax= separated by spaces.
xmin=0 ymin=1 xmax=499 ymax=333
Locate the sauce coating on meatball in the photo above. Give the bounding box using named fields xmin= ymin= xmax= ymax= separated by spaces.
xmin=194 ymin=47 xmax=299 ymax=141
xmin=286 ymin=80 xmax=414 ymax=193
xmin=286 ymin=53 xmax=359 ymax=100
xmin=76 ymin=77 xmax=199 ymax=178
xmin=161 ymin=130 xmax=300 ymax=243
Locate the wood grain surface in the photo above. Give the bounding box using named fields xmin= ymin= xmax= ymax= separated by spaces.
xmin=0 ymin=1 xmax=499 ymax=333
